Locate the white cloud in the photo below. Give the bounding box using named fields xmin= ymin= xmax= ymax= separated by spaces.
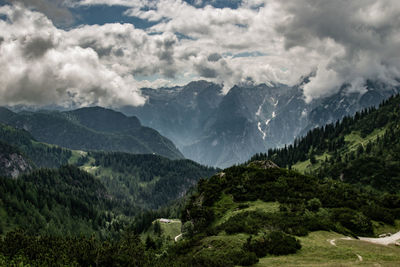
xmin=0 ymin=4 xmax=146 ymax=107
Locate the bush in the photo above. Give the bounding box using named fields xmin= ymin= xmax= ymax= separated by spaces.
xmin=182 ymin=221 xmax=194 ymax=239
xmin=265 ymin=231 xmax=301 ymax=255
xmin=331 ymin=208 xmax=373 ymax=235
xmin=307 ymin=198 xmax=322 ymax=212
xmin=244 ymin=231 xmax=301 ymax=257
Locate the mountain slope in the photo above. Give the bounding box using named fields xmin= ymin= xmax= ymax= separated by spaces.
xmin=121 ymin=81 xmax=224 ymax=147
xmin=123 ymin=80 xmax=399 ymax=168
xmin=254 ymin=94 xmax=400 ymax=193
xmin=0 ymin=107 xmax=183 ymax=160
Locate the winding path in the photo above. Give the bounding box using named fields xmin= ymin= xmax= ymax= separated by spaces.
xmin=327 ymin=231 xmax=400 ymax=263
xmin=327 ymin=237 xmax=363 ymax=262
xmin=174 ymin=233 xmax=182 ymax=242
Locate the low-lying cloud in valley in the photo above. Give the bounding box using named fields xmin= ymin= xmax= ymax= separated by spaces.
xmin=0 ymin=0 xmax=399 ymax=107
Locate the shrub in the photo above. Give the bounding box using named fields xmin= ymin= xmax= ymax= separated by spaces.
xmin=306 ymin=198 xmax=322 ymax=212
xmin=264 ymin=231 xmax=301 ymax=255
xmin=331 ymin=208 xmax=373 ymax=235
xmin=244 ymin=231 xmax=301 ymax=257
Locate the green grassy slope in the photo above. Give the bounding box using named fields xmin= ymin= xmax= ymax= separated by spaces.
xmin=256 ymin=231 xmax=400 ymax=267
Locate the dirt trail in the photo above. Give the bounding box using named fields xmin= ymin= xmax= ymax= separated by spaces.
xmin=174 ymin=233 xmax=182 ymax=242
xmin=327 ymin=239 xmax=336 ymax=246
xmin=359 ymin=231 xmax=400 ymax=246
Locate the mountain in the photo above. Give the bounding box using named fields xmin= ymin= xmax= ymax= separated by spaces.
xmin=122 ymin=80 xmax=400 ymax=167
xmin=254 ymin=93 xmax=400 ymax=193
xmin=121 ymin=81 xmax=224 ymax=147
xmin=0 ymin=107 xmax=183 ymax=160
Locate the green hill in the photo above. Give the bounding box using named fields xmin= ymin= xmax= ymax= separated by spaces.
xmin=144 ymin=161 xmax=400 ymax=266
xmin=252 ymin=94 xmax=400 ymax=193
xmin=0 ymin=107 xmax=183 ymax=160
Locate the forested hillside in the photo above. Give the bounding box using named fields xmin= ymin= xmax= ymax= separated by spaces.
xmin=85 ymin=152 xmax=218 ymax=209
xmin=0 ymin=165 xmax=137 ymax=238
xmin=0 ymin=123 xmax=72 ymax=168
xmin=0 ymin=107 xmax=183 ymax=160
xmin=0 ymin=128 xmax=217 ymax=266
xmin=252 ymin=94 xmax=400 ymax=193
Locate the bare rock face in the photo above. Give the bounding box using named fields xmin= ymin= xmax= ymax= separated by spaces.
xmin=0 ymin=152 xmax=32 ymax=178
xmin=247 ymin=160 xmax=279 ymax=169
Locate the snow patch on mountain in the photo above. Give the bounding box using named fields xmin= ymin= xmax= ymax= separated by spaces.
xmin=257 ymin=122 xmax=267 ymax=140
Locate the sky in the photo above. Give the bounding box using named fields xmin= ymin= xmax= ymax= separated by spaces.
xmin=0 ymin=0 xmax=399 ymax=108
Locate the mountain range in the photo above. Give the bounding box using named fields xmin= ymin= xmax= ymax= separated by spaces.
xmin=122 ymin=80 xmax=400 ymax=167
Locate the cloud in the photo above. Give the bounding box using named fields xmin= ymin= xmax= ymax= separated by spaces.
xmin=0 ymin=4 xmax=146 ymax=107
xmin=276 ymin=0 xmax=400 ymax=101
xmin=1 ymin=0 xmax=400 ymax=107
xmin=5 ymin=0 xmax=75 ymax=26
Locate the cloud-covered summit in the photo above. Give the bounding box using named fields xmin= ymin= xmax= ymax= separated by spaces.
xmin=0 ymin=0 xmax=399 ymax=107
